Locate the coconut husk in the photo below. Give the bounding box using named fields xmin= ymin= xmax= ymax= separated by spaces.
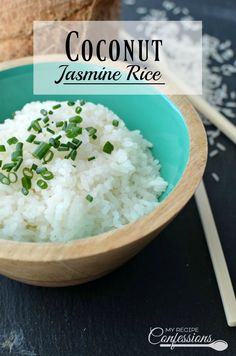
xmin=0 ymin=0 xmax=120 ymax=61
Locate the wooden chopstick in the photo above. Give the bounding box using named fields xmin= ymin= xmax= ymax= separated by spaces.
xmin=195 ymin=181 xmax=236 ymax=327
xmin=188 ymin=95 xmax=236 ymax=144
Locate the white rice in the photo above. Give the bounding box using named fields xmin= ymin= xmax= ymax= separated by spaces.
xmin=0 ymin=101 xmax=167 ymax=242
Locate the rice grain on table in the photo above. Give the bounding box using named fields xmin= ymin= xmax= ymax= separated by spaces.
xmin=0 ymin=101 xmax=167 ymax=242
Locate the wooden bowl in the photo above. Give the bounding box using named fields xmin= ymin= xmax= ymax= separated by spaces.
xmin=0 ymin=58 xmax=207 ymax=287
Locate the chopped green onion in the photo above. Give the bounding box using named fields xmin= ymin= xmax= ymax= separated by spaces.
xmin=31 ymin=163 xmax=38 ymax=171
xmin=8 ymin=172 xmax=18 ymax=183
xmin=49 ymin=110 xmax=53 ymax=115
xmin=29 ymin=120 xmax=42 ymax=133
xmin=56 ymin=121 xmax=64 ymax=128
xmin=26 ymin=134 xmax=36 ymax=143
xmin=43 ymin=150 xmax=54 ymax=164
xmin=22 ymin=175 xmax=32 ymax=190
xmin=69 ymin=116 xmax=83 ymax=124
xmin=43 ymin=116 xmax=49 ymax=124
xmin=34 ymin=140 xmax=41 ymax=145
xmin=80 ymin=100 xmax=86 ymax=106
xmin=88 ymin=156 xmax=96 ymax=161
xmin=7 ymin=137 xmax=18 ymax=145
xmin=33 ymin=142 xmax=51 ymax=160
xmin=70 ymin=150 xmax=77 ymax=161
xmin=0 ymin=173 xmax=10 ymax=185
xmin=0 ymin=145 xmax=6 ymax=152
xmin=112 ymin=120 xmax=119 ymax=127
xmin=11 ymin=151 xmax=22 ymax=162
xmin=62 ymin=121 xmax=68 ymax=130
xmin=22 ymin=187 xmax=29 ymax=196
xmin=36 ymin=166 xmax=47 ymax=174
xmin=40 ymin=170 xmax=54 ymax=180
xmin=75 ymin=106 xmax=82 ymax=114
xmin=37 ymin=179 xmax=48 ymax=189
xmin=0 ymin=160 xmax=2 ymax=167
xmin=13 ymin=158 xmax=23 ymax=172
xmin=16 ymin=142 xmax=23 ymax=151
xmin=40 ymin=109 xmax=47 ymax=116
xmin=92 ymin=134 xmax=97 ymax=140
xmin=67 ymin=142 xmax=77 ymax=150
xmin=58 ymin=144 xmax=69 ymax=152
xmin=67 ymin=101 xmax=75 ymax=106
xmin=86 ymin=194 xmax=93 ymax=202
xmin=52 ymin=104 xmax=61 ymax=110
xmin=49 ymin=138 xmax=60 ymax=148
xmin=23 ymin=167 xmax=34 ymax=178
xmin=46 ymin=127 xmax=55 ymax=135
xmin=103 ymin=141 xmax=114 ymax=154
xmin=86 ymin=127 xmax=97 ymax=136
xmin=66 ymin=126 xmax=82 ymax=139
xmin=2 ymin=163 xmax=16 ymax=172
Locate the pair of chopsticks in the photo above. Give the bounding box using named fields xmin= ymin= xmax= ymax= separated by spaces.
xmin=120 ymin=30 xmax=236 ymax=327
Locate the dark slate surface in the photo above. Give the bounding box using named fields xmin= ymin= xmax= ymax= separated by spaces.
xmin=0 ymin=0 xmax=235 ymax=355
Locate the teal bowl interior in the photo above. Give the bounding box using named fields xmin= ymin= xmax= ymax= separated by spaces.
xmin=0 ymin=64 xmax=190 ymax=201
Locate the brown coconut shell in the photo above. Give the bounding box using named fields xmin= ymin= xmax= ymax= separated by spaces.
xmin=0 ymin=0 xmax=120 ymax=61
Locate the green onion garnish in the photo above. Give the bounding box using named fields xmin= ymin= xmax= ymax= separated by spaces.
xmin=86 ymin=194 xmax=93 ymax=202
xmin=34 ymin=140 xmax=41 ymax=145
xmin=8 ymin=172 xmax=17 ymax=183
xmin=23 ymin=167 xmax=34 ymax=178
xmin=2 ymin=163 xmax=15 ymax=172
xmin=70 ymin=150 xmax=77 ymax=161
xmin=67 ymin=101 xmax=75 ymax=106
xmin=22 ymin=175 xmax=32 ymax=190
xmin=0 ymin=173 xmax=10 ymax=185
xmin=13 ymin=158 xmax=23 ymax=172
xmin=69 ymin=116 xmax=83 ymax=124
xmin=43 ymin=150 xmax=54 ymax=164
xmin=66 ymin=126 xmax=82 ymax=139
xmin=43 ymin=116 xmax=49 ymax=124
xmin=56 ymin=121 xmax=64 ymax=128
xmin=86 ymin=127 xmax=97 ymax=136
xmin=22 ymin=187 xmax=29 ymax=196
xmin=52 ymin=104 xmax=61 ymax=110
xmin=31 ymin=164 xmax=38 ymax=171
xmin=11 ymin=151 xmax=22 ymax=162
xmin=112 ymin=120 xmax=119 ymax=127
xmin=92 ymin=135 xmax=97 ymax=140
xmin=49 ymin=110 xmax=53 ymax=115
xmin=88 ymin=156 xmax=96 ymax=161
xmin=80 ymin=100 xmax=86 ymax=106
xmin=40 ymin=170 xmax=54 ymax=180
xmin=7 ymin=137 xmax=18 ymax=145
xmin=29 ymin=120 xmax=42 ymax=133
xmin=75 ymin=106 xmax=82 ymax=114
xmin=37 ymin=179 xmax=48 ymax=189
xmin=36 ymin=166 xmax=47 ymax=175
xmin=0 ymin=145 xmax=6 ymax=152
xmin=58 ymin=145 xmax=69 ymax=152
xmin=46 ymin=128 xmax=55 ymax=135
xmin=0 ymin=160 xmax=2 ymax=167
xmin=103 ymin=141 xmax=114 ymax=154
xmin=33 ymin=142 xmax=51 ymax=160
xmin=26 ymin=134 xmax=36 ymax=143
xmin=40 ymin=109 xmax=47 ymax=116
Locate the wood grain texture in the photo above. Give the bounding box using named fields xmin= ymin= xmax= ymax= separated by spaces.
xmin=0 ymin=0 xmax=120 ymax=61
xmin=0 ymin=58 xmax=208 ymax=287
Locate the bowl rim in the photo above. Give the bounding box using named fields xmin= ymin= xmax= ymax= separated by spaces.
xmin=0 ymin=57 xmax=208 ymax=262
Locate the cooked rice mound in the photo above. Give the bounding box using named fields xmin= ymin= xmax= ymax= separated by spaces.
xmin=0 ymin=101 xmax=167 ymax=242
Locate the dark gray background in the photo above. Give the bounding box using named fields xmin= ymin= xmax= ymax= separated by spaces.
xmin=0 ymin=0 xmax=235 ymax=355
